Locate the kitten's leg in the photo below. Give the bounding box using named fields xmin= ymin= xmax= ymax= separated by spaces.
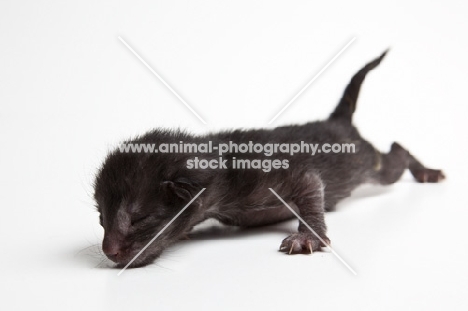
xmin=278 ymin=173 xmax=330 ymax=254
xmin=406 ymin=145 xmax=445 ymax=183
xmin=378 ymin=142 xmax=445 ymax=185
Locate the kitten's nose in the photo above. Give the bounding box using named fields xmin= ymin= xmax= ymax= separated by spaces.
xmin=102 ymin=234 xmax=123 ymax=261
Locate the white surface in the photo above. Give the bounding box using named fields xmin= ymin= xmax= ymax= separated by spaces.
xmin=1 ymin=0 xmax=467 ymax=310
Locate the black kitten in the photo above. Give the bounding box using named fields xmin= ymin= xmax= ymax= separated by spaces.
xmin=93 ymin=50 xmax=444 ymax=268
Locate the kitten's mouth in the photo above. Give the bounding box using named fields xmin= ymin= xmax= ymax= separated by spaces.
xmin=102 ymin=233 xmax=178 ymax=268
xmin=105 ymin=250 xmax=133 ymax=265
xmin=103 ymin=243 xmax=139 ymax=265
xmin=103 ymin=244 xmax=163 ymax=268
xmin=113 ymin=252 xmax=161 ymax=269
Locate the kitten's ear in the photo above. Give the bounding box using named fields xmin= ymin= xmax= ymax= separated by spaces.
xmin=161 ymin=177 xmax=201 ymax=202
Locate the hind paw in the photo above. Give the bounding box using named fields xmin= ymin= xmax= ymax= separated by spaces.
xmin=412 ymin=168 xmax=445 ymax=183
xmin=279 ymin=233 xmax=330 ymax=254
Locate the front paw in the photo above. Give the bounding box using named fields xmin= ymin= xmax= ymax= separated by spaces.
xmin=279 ymin=233 xmax=330 ymax=254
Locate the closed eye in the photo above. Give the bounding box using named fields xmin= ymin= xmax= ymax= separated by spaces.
xmin=131 ymin=215 xmax=148 ymax=226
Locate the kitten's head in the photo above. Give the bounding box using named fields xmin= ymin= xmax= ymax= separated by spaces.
xmin=93 ymin=149 xmax=205 ymax=268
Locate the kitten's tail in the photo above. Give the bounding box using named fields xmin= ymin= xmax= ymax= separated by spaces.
xmin=329 ymin=49 xmax=388 ymax=123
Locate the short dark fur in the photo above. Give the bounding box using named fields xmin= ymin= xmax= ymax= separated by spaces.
xmin=94 ymin=51 xmax=444 ymax=267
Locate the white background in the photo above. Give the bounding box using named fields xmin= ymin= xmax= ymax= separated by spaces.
xmin=1 ymin=0 xmax=467 ymax=310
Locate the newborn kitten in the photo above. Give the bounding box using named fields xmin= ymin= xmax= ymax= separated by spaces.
xmin=93 ymin=50 xmax=444 ymax=268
